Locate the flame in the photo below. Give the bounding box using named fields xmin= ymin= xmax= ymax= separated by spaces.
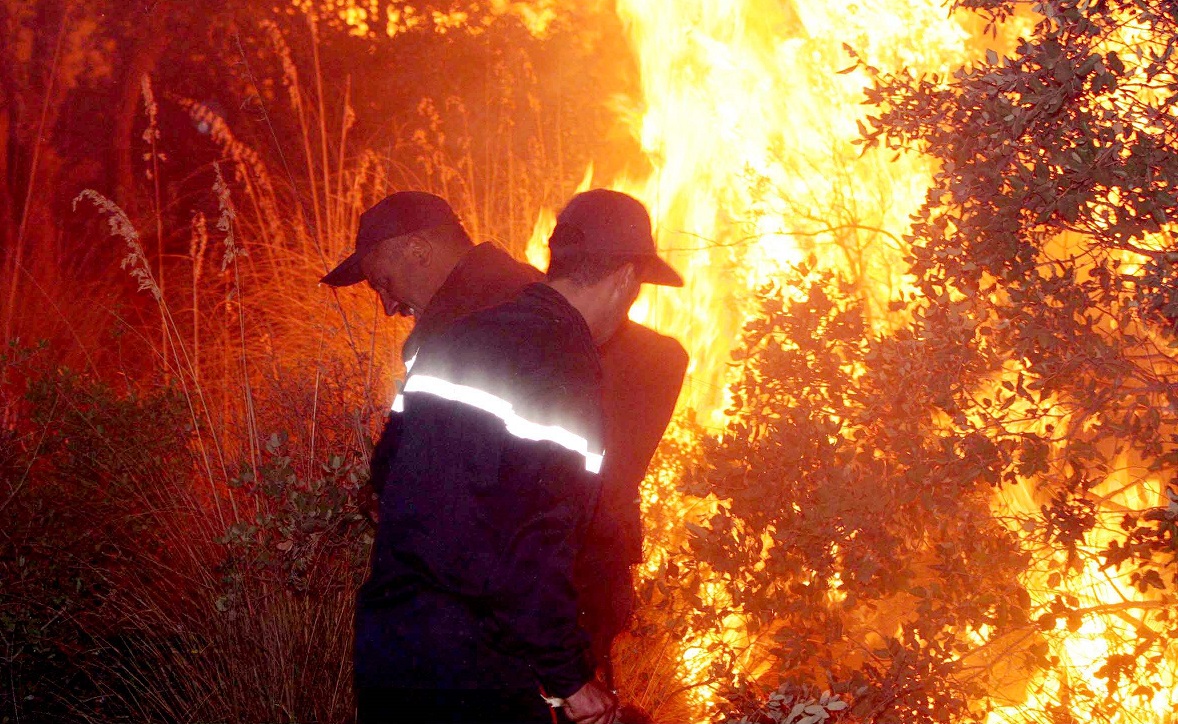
xmin=525 ymin=0 xmax=971 ymax=712
xmin=528 ymin=0 xmax=969 ymax=430
xmin=986 ymin=465 xmax=1177 ymax=724
xmin=523 ymin=2 xmax=1178 ymax=721
xmin=982 ymin=14 xmax=1178 ymax=722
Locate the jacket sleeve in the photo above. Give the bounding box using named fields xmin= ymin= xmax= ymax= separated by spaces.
xmin=485 ymin=449 xmax=598 ymax=699
xmin=367 ymin=411 xmax=402 ymax=497
xmin=391 ymin=387 xmax=598 ymax=699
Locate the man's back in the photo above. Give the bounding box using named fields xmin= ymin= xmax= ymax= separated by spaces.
xmin=379 ymin=243 xmax=686 ymax=562
xmin=356 ymin=283 xmax=603 ymax=707
xmin=367 ymin=242 xmax=689 ymax=664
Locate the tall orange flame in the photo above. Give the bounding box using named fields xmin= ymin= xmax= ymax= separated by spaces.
xmin=528 ymin=0 xmax=969 ymax=429
xmin=526 ymin=2 xmax=969 ymax=710
xmin=525 ymin=2 xmax=1178 ymax=722
xmin=326 ymin=0 xmax=1178 ymax=719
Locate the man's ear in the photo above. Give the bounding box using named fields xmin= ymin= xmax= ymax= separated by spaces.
xmin=611 ymin=262 xmax=640 ymax=301
xmin=404 ymin=234 xmax=432 ymax=265
xmin=620 ymin=261 xmax=639 ymax=289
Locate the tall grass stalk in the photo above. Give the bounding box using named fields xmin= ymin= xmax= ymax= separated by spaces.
xmin=142 ymin=75 xmax=168 ymax=373
xmin=190 ymin=212 xmax=209 ymax=384
xmin=71 ymin=189 xmax=229 ymax=529
xmin=8 ymin=15 xmax=662 ymax=722
xmin=214 ymin=162 xmax=255 ymax=507
xmin=2 ymin=6 xmax=68 ymax=349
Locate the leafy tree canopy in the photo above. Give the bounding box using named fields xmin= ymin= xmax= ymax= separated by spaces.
xmin=685 ymin=2 xmax=1178 ymax=722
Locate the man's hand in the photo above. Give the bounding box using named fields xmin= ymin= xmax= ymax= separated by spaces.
xmin=562 ymin=680 xmax=618 ymax=724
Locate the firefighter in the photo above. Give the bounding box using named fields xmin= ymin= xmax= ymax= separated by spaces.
xmin=322 ymin=191 xmax=688 ymax=696
xmin=332 ymin=190 xmax=684 ymax=723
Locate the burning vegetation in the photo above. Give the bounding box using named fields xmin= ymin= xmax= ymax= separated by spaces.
xmin=2 ymin=0 xmax=1177 ymax=723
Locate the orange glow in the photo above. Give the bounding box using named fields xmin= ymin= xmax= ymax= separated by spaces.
xmin=523 ymin=3 xmax=1178 ymax=722
xmin=988 ymin=465 xmax=1178 ymax=724
xmin=526 ymin=0 xmax=971 ymax=714
xmin=294 ymin=0 xmax=558 ymax=38
xmin=528 ymin=0 xmax=968 ymax=430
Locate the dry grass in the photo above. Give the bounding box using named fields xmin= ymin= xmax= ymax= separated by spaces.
xmin=4 ymin=19 xmax=403 ymax=723
xmin=1 ymin=17 xmax=705 ymax=724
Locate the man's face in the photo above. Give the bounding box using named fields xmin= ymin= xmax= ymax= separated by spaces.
xmin=360 ymin=238 xmax=417 ymax=317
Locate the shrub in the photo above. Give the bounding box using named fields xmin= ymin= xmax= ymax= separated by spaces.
xmin=1 ymin=343 xmax=372 ymax=723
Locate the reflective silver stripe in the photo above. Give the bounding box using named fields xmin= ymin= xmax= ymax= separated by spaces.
xmin=401 ymin=373 xmax=604 ymax=474
xmin=390 ymin=355 xmax=418 ymax=413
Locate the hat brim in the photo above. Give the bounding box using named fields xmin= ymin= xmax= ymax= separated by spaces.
xmin=320 ymin=253 xmax=366 ymax=287
xmin=640 ymin=256 xmax=684 ymax=287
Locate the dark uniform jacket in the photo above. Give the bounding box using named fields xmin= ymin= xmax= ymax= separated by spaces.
xmin=355 ymin=283 xmax=604 ymax=699
xmin=366 ymin=243 xmax=688 ymax=652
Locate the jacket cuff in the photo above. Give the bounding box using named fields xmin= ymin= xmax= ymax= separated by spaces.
xmin=538 ymin=650 xmax=597 ymax=700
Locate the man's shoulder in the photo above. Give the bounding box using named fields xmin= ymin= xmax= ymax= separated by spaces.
xmin=602 ymin=322 xmax=688 ymax=373
xmin=418 ymin=284 xmax=596 ymax=383
xmin=438 ymin=243 xmax=542 ymax=316
xmin=466 ymin=242 xmax=542 ymax=283
xmin=403 ymin=244 xmax=541 ymax=361
xmin=408 ymin=283 xmax=604 ymax=448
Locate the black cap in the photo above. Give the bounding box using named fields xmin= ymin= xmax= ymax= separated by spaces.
xmin=549 ymin=189 xmax=683 ymax=287
xmin=320 ymin=191 xmax=461 ymax=287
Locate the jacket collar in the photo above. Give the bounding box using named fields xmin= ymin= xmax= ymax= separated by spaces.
xmin=404 ymin=243 xmax=541 ymax=361
xmin=518 ymin=282 xmax=596 ymax=353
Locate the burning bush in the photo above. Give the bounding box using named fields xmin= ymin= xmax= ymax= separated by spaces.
xmin=686 ymin=1 xmax=1178 ymax=721
xmin=669 ymin=269 xmax=1030 ymax=723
